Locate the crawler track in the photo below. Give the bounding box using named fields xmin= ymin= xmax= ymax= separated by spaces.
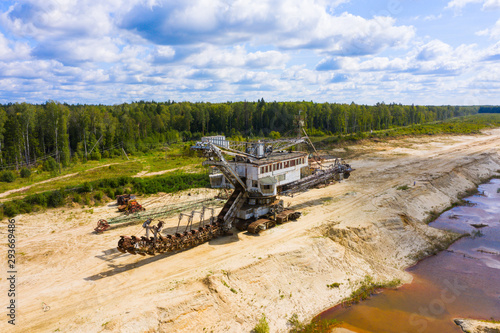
xmin=117 ymin=221 xmax=222 ymax=255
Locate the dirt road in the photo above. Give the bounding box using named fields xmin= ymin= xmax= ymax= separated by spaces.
xmin=1 ymin=130 xmax=500 ymax=332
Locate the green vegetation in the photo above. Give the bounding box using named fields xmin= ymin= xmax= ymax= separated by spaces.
xmin=327 ymin=282 xmax=341 ymax=289
xmin=43 ymin=157 xmax=59 ymax=173
xmin=1 ymin=104 xmax=499 ymax=219
xmin=269 ymin=131 xmax=281 ymax=139
xmin=312 ymin=113 xmax=500 ymax=148
xmin=254 ymin=314 xmax=269 ymax=333
xmin=341 ymin=276 xmax=400 ymax=307
xmin=478 ymin=106 xmax=500 ymax=114
xmin=0 ymin=172 xmax=209 ymax=218
xmin=0 ymin=143 xmax=204 ymax=198
xmin=1 ymin=170 xmax=16 ymax=183
xmin=397 ymin=185 xmax=410 ymax=191
xmin=288 ymin=313 xmax=340 ymax=333
xmin=20 ymin=167 xmax=31 ymax=178
xmin=0 ymin=100 xmax=480 ymax=174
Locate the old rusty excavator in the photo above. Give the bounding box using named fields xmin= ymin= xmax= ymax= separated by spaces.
xmin=117 ymin=127 xmax=353 ymax=256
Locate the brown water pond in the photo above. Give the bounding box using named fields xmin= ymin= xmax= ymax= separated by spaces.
xmin=320 ymin=179 xmax=500 ymax=332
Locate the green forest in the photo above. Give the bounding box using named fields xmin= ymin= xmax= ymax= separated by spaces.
xmin=0 ymin=100 xmax=478 ymax=170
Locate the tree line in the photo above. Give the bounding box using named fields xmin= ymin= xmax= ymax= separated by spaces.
xmin=478 ymin=106 xmax=500 ymax=114
xmin=0 ymin=100 xmax=478 ymax=170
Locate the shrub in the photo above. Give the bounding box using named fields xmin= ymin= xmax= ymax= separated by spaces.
xmin=90 ymin=151 xmax=101 ymax=161
xmin=0 ymin=170 xmax=16 ymax=183
xmin=253 ymin=314 xmax=269 ymax=333
xmin=341 ymin=276 xmax=400 ymax=307
xmin=3 ymin=202 xmax=19 ymax=217
xmin=327 ymin=282 xmax=341 ymax=289
xmin=47 ymin=190 xmax=64 ymax=208
xmin=93 ymin=191 xmax=104 ymax=201
xmin=20 ymin=167 xmax=31 ymax=178
xmin=43 ymin=157 xmax=59 ymax=172
xmin=288 ymin=314 xmax=340 ymax=333
xmin=31 ymin=204 xmax=44 ymax=212
xmin=269 ymin=131 xmax=281 ymax=139
xmin=104 ymin=188 xmax=115 ymax=199
xmin=83 ymin=194 xmax=91 ymax=206
xmin=25 ymin=193 xmax=48 ymax=207
xmin=73 ymin=194 xmax=82 ymax=203
xmin=81 ymin=182 xmax=93 ymax=192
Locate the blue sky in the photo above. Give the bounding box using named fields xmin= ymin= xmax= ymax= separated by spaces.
xmin=0 ymin=0 xmax=499 ymax=105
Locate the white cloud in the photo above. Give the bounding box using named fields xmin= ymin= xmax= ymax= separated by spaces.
xmin=423 ymin=14 xmax=443 ymax=21
xmin=121 ymin=0 xmax=415 ymax=56
xmin=476 ymin=18 xmax=500 ymax=38
xmin=331 ymin=40 xmax=480 ymax=77
xmin=446 ymin=0 xmax=500 ymax=10
xmin=0 ymin=0 xmax=498 ymax=105
xmin=184 ymin=46 xmax=289 ymax=69
xmin=1 ymin=1 xmax=122 ymax=40
xmin=0 ymin=31 xmax=30 ymax=60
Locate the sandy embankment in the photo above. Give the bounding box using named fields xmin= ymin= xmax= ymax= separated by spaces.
xmin=1 ymin=130 xmax=500 ymax=333
xmin=454 ymin=319 xmax=500 ymax=333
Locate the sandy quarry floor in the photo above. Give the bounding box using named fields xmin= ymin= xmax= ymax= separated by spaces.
xmin=1 ymin=130 xmax=500 ymax=333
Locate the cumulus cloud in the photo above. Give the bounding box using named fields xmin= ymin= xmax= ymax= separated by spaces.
xmin=120 ymin=0 xmax=414 ymax=56
xmin=2 ymin=0 xmax=119 ymax=40
xmin=0 ymin=0 xmax=498 ymax=105
xmin=183 ymin=46 xmax=289 ymax=69
xmin=32 ymin=37 xmax=122 ymax=65
xmin=332 ymin=40 xmax=479 ymax=77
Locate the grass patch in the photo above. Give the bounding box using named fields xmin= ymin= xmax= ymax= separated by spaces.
xmin=0 ymin=144 xmax=203 ymax=198
xmin=327 ymin=282 xmax=341 ymax=289
xmin=253 ymin=314 xmax=269 ymax=333
xmin=288 ymin=313 xmax=340 ymax=333
xmin=3 ymin=160 xmax=143 ymax=199
xmin=138 ymin=147 xmax=203 ymax=173
xmin=341 ymin=276 xmax=400 ymax=307
xmin=397 ymin=185 xmax=410 ymax=191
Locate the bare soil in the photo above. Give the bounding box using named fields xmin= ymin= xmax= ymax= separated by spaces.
xmin=2 ymin=130 xmax=500 ymax=333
